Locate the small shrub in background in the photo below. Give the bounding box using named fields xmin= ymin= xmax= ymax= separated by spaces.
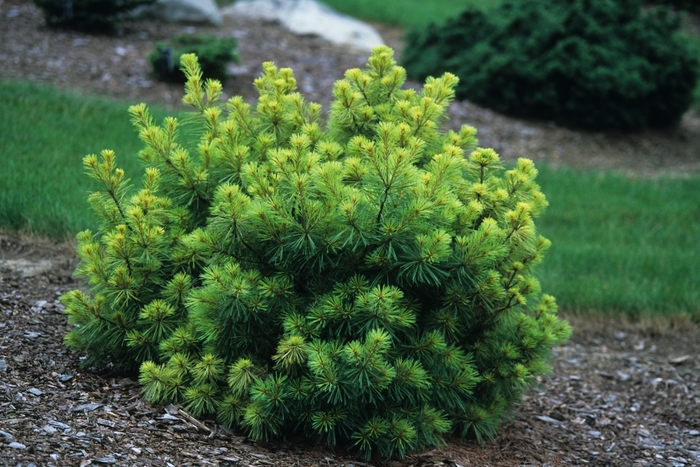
xmin=33 ymin=0 xmax=156 ymax=33
xmin=61 ymin=48 xmax=570 ymax=458
xmin=402 ymin=0 xmax=699 ymax=131
xmin=148 ymin=34 xmax=239 ymax=83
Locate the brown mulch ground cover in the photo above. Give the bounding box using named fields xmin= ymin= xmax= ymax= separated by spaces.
xmin=1 ymin=1 xmax=700 ymax=466
xmin=1 ymin=234 xmax=699 ymax=467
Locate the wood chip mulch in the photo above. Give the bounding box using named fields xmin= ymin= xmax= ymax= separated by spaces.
xmin=0 ymin=236 xmax=699 ymax=467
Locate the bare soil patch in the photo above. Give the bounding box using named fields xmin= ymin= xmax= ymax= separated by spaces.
xmin=1 ymin=2 xmax=700 ymax=466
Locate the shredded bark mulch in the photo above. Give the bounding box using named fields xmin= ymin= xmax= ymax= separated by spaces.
xmin=1 ymin=236 xmax=699 ymax=467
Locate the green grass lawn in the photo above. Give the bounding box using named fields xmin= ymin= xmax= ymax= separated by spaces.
xmin=1 ymin=81 xmax=698 ymax=318
xmin=537 ymin=168 xmax=700 ymax=317
xmin=316 ymin=0 xmax=499 ymax=28
xmin=215 ymin=0 xmax=499 ymax=27
xmin=0 ymin=82 xmax=163 ymax=238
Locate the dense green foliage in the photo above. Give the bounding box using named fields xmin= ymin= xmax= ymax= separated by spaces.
xmin=33 ymin=0 xmax=156 ymax=33
xmin=148 ymin=34 xmax=239 ymax=83
xmin=60 ymin=48 xmax=570 ymax=458
xmin=402 ymin=0 xmax=699 ymax=130
xmin=4 ymin=83 xmax=700 ymax=318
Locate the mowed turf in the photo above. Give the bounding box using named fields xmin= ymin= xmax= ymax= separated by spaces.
xmin=0 ymin=81 xmax=166 ymax=238
xmin=317 ymin=0 xmax=500 ymax=28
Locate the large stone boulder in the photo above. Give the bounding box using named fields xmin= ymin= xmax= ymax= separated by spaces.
xmin=138 ymin=0 xmax=223 ymax=26
xmin=222 ymin=0 xmax=384 ymax=51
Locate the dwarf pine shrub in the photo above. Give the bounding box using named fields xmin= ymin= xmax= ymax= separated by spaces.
xmin=149 ymin=34 xmax=239 ymax=83
xmin=61 ymin=47 xmax=570 ymax=458
xmin=402 ymin=0 xmax=699 ymax=131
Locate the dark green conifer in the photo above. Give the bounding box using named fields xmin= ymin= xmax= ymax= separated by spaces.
xmin=34 ymin=0 xmax=156 ymax=33
xmin=62 ymin=48 xmax=571 ymax=458
xmin=402 ymin=0 xmax=699 ymax=130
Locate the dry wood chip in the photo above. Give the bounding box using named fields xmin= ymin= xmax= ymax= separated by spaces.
xmin=48 ymin=420 xmax=71 ymax=431
xmin=73 ymin=402 xmax=103 ymax=412
xmin=97 ymin=419 xmax=116 ymax=428
xmin=176 ymin=408 xmax=212 ymax=433
xmin=535 ymin=415 xmax=562 ymax=425
xmin=158 ymin=413 xmax=180 ymax=421
xmin=93 ymin=457 xmax=117 ymax=464
xmin=669 ymin=355 xmax=691 ymax=365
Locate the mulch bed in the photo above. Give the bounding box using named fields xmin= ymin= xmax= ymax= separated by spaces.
xmin=1 ymin=234 xmax=699 ymax=467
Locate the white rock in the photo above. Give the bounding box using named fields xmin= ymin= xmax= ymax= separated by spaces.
xmin=222 ymin=0 xmax=384 ymax=51
xmin=138 ymin=0 xmax=223 ymax=27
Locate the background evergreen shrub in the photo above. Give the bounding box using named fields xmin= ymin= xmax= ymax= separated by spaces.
xmin=402 ymin=0 xmax=699 ymax=131
xmin=61 ymin=48 xmax=570 ymax=458
xmin=148 ymin=34 xmax=239 ymax=83
xmin=33 ymin=0 xmax=156 ymax=33
xmin=651 ymin=0 xmax=700 ymax=15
